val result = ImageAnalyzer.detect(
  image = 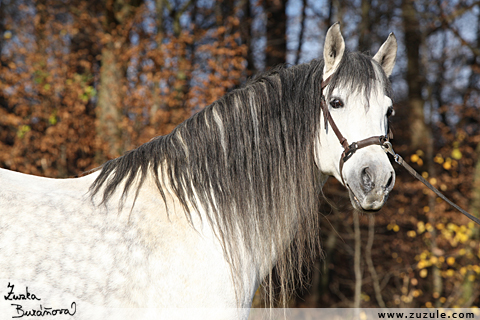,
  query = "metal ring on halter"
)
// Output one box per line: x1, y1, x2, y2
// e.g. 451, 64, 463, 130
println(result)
382, 141, 394, 155
382, 141, 401, 163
